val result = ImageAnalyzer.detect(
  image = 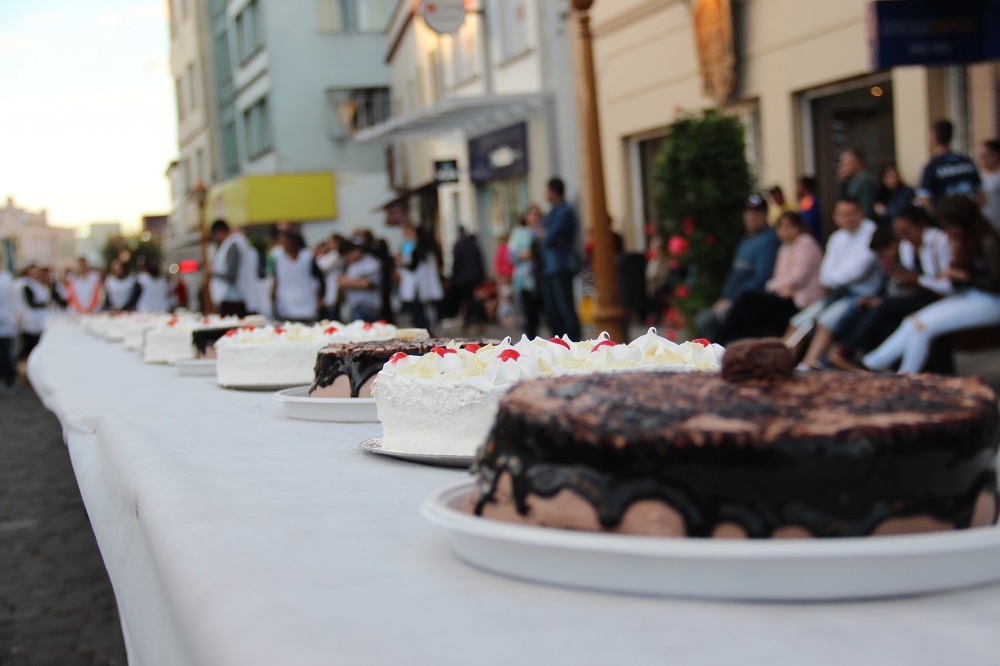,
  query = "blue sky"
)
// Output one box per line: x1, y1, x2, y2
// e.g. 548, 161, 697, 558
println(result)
0, 0, 176, 232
